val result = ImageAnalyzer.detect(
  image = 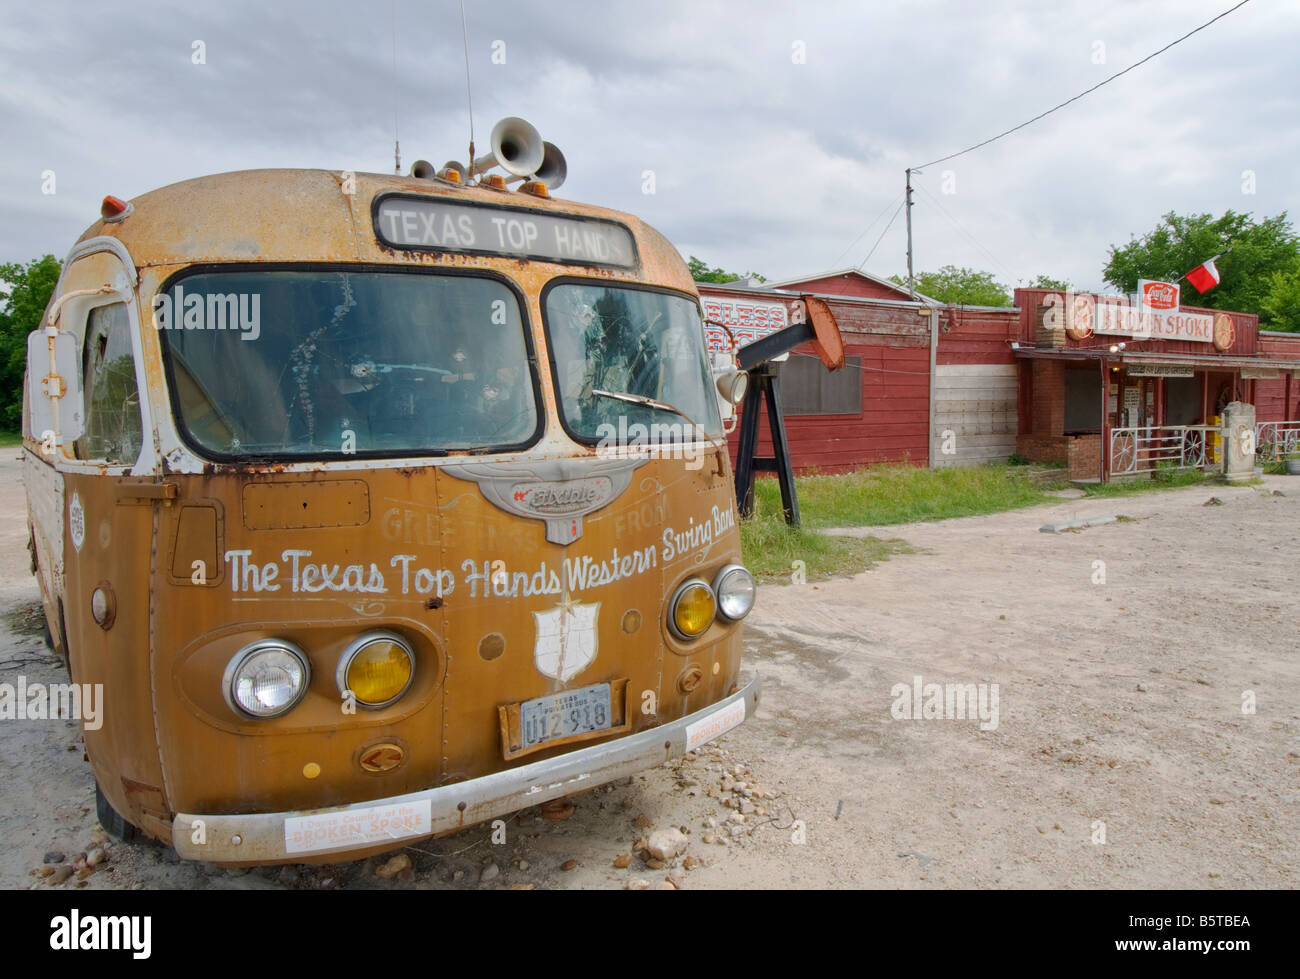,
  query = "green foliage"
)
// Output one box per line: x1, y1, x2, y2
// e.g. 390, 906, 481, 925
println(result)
888, 266, 1011, 306
1260, 259, 1300, 333
0, 255, 62, 433
1028, 273, 1071, 291
686, 255, 766, 284
1102, 210, 1300, 320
